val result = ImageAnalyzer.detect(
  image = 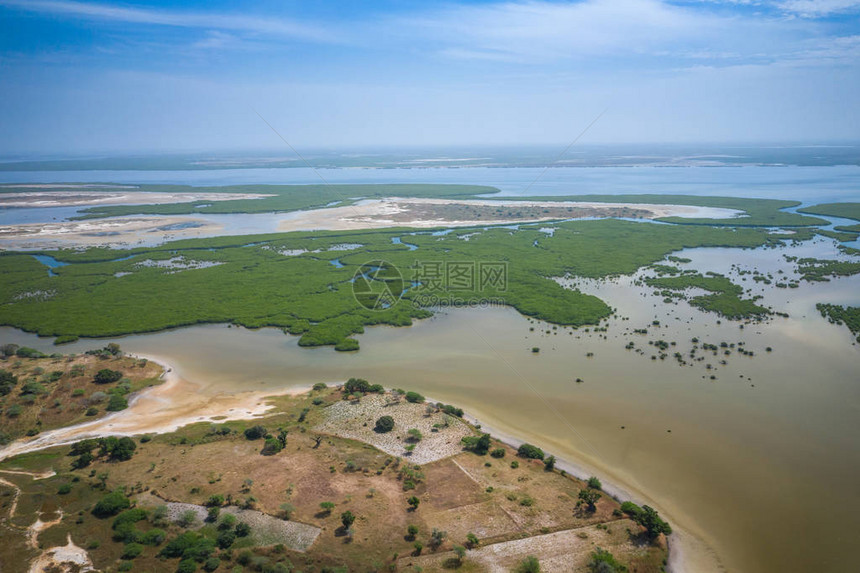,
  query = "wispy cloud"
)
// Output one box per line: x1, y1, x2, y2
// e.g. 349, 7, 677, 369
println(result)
0, 0, 334, 42
778, 0, 860, 17
393, 0, 775, 63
